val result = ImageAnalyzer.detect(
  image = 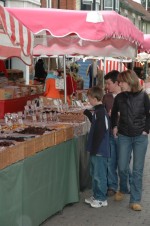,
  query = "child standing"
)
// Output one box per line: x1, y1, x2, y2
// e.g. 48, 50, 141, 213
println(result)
84, 86, 110, 208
